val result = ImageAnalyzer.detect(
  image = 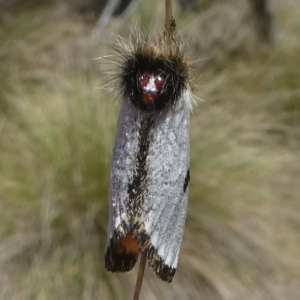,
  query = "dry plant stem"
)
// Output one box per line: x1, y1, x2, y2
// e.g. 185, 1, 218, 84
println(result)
165, 0, 173, 35
133, 253, 147, 300
165, 0, 176, 44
